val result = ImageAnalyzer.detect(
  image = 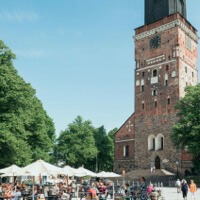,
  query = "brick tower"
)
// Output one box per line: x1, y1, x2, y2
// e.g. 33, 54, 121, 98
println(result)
114, 0, 198, 175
